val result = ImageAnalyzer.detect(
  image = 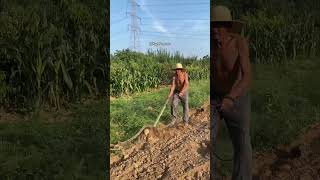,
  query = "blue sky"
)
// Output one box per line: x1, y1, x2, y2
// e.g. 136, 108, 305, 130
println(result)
110, 0, 210, 58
